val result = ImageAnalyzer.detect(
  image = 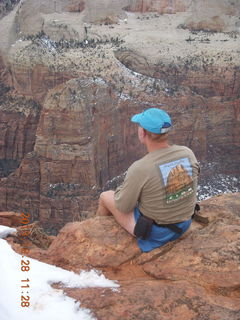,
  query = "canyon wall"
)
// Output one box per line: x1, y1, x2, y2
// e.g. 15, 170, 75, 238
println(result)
126, 0, 240, 32
0, 92, 41, 178
125, 0, 192, 14
16, 0, 86, 36
0, 0, 239, 232
184, 0, 240, 32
